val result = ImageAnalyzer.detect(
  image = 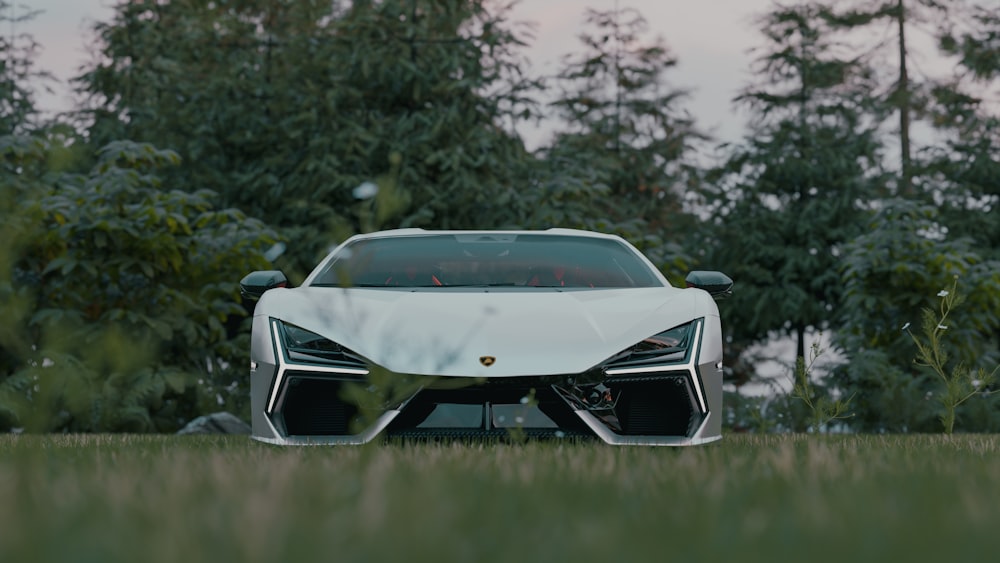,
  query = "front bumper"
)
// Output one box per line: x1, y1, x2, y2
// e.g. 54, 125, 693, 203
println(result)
249, 316, 723, 446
